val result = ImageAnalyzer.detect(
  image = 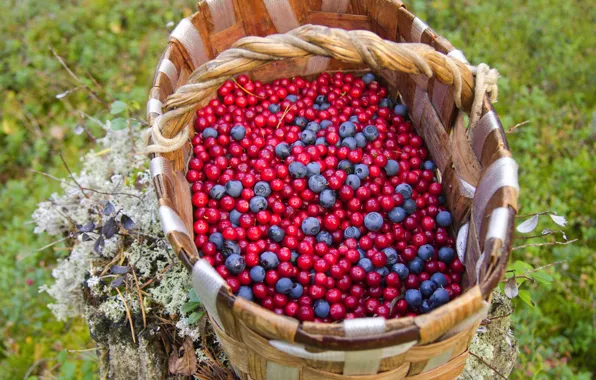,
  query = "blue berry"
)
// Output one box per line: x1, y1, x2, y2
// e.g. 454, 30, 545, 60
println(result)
341, 137, 357, 150
301, 217, 321, 236
225, 254, 245, 275
382, 248, 398, 265
249, 266, 266, 282
376, 266, 389, 278
364, 212, 384, 232
358, 258, 374, 272
209, 184, 226, 200
289, 162, 307, 178
339, 121, 356, 138
222, 240, 240, 257
308, 174, 327, 193
392, 263, 409, 280
395, 183, 413, 199
384, 160, 399, 176
306, 162, 321, 177
403, 199, 417, 215
430, 273, 447, 287
230, 125, 246, 140
362, 73, 376, 84
316, 231, 333, 246
349, 115, 359, 123
394, 104, 408, 117
320, 120, 333, 128
405, 289, 422, 308
423, 160, 436, 171
418, 244, 435, 261
354, 164, 370, 180
345, 174, 361, 190
209, 232, 223, 250
285, 95, 297, 103
363, 125, 379, 141
268, 103, 280, 113
436, 211, 453, 227
306, 121, 321, 133
430, 288, 450, 307
388, 207, 407, 223
420, 280, 438, 298
267, 225, 285, 243
357, 248, 366, 259
291, 140, 305, 149
275, 277, 293, 294
237, 286, 254, 301
315, 95, 327, 105
408, 257, 424, 274
354, 133, 367, 148
338, 160, 354, 174
319, 189, 337, 208
225, 180, 243, 198
320, 102, 330, 110
290, 250, 299, 264
294, 116, 308, 129
260, 251, 279, 269
420, 299, 433, 313
254, 181, 271, 197
249, 196, 268, 213
315, 137, 328, 146
275, 143, 290, 159
379, 98, 393, 109
314, 300, 330, 318
344, 226, 361, 239
438, 195, 446, 205
301, 130, 316, 145
289, 283, 303, 299
438, 247, 455, 264
202, 127, 218, 138
229, 209, 242, 226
